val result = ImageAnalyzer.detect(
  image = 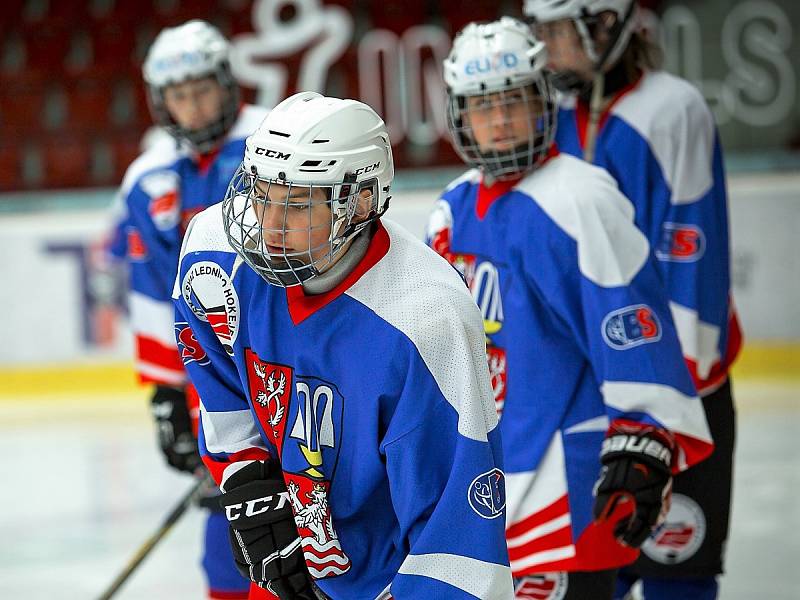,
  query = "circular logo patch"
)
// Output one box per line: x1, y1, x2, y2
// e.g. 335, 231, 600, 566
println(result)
514, 572, 568, 600
467, 468, 506, 519
181, 261, 240, 355
642, 493, 706, 564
